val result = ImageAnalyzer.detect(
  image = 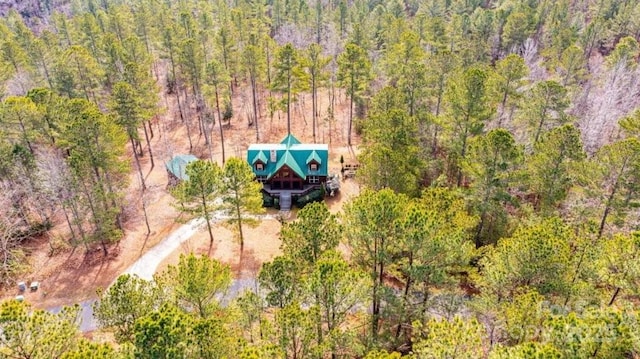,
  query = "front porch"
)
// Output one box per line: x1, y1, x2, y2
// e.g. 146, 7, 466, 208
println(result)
262, 183, 321, 197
